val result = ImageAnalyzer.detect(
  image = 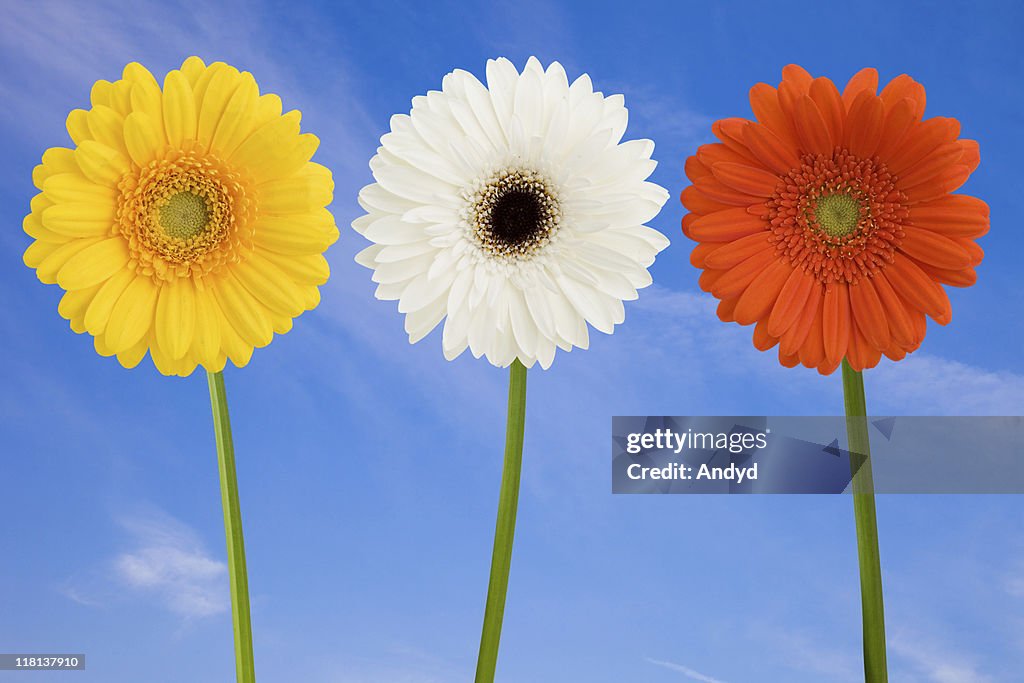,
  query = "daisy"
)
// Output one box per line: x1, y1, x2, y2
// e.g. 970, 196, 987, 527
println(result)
681, 64, 987, 374
24, 57, 337, 376
353, 56, 669, 369
353, 57, 670, 682
23, 57, 337, 683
